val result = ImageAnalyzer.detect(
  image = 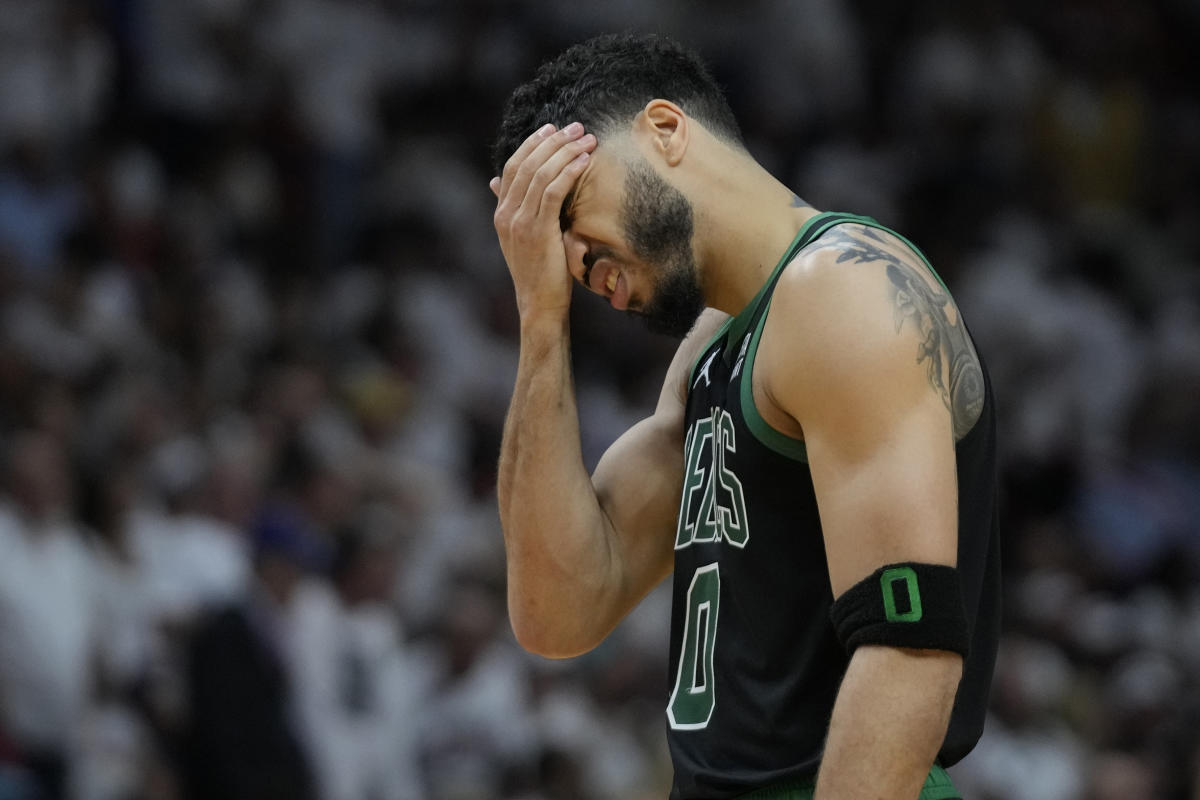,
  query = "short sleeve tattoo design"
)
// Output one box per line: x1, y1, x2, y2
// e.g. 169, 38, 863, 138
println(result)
818, 225, 985, 440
